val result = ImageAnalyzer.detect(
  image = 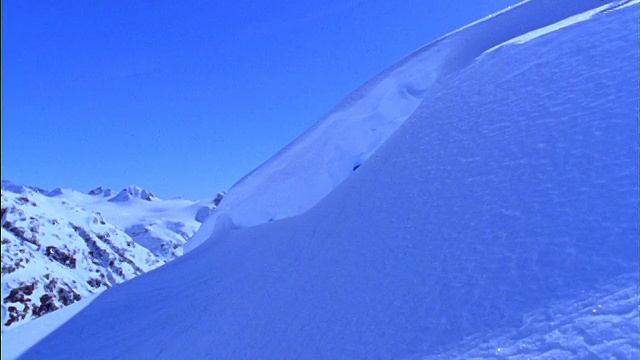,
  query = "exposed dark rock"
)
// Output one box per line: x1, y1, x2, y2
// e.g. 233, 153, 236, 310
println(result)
194, 193, 225, 223
9, 259, 23, 271
5, 303, 30, 327
213, 192, 225, 206
140, 190, 155, 201
87, 278, 102, 288
45, 246, 77, 269
109, 186, 155, 202
115, 267, 124, 277
71, 223, 111, 265
2, 221, 40, 247
57, 287, 81, 306
88, 187, 113, 197
72, 222, 145, 276
44, 279, 58, 292
32, 294, 58, 317
2, 264, 17, 274
3, 282, 38, 325
3, 283, 35, 303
